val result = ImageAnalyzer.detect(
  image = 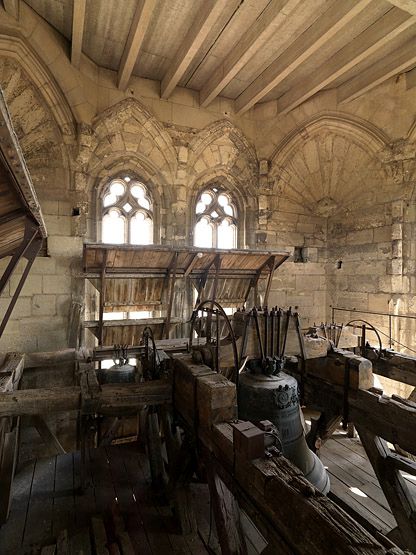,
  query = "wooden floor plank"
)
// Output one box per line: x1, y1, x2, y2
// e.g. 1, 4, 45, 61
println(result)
53, 452, 76, 537
105, 445, 153, 555
122, 443, 175, 554
23, 456, 57, 549
0, 459, 36, 555
322, 438, 399, 535
136, 447, 192, 554
73, 450, 97, 530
